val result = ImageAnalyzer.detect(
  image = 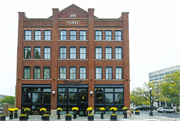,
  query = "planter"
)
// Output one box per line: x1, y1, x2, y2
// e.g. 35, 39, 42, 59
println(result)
0, 116, 6, 121
14, 111, 18, 118
42, 116, 49, 121
65, 116, 72, 121
25, 111, 29, 119
41, 111, 45, 119
110, 116, 117, 121
135, 112, 140, 115
73, 110, 77, 119
100, 111, 104, 119
88, 116, 94, 121
20, 116, 27, 121
57, 110, 61, 119
9, 111, 13, 119
123, 110, 127, 118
